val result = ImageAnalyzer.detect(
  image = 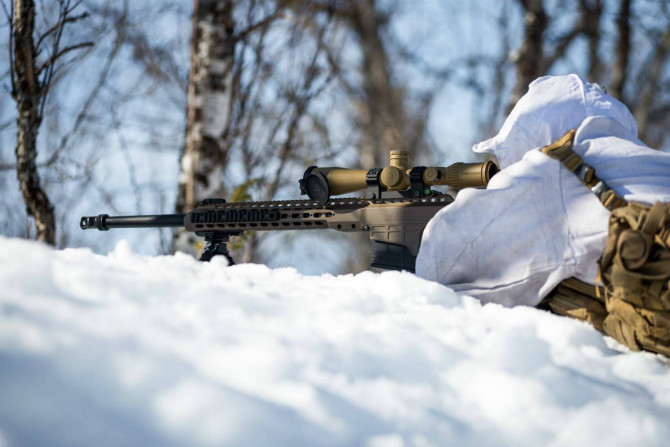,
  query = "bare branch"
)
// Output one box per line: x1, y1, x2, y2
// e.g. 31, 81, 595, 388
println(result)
322, 39, 358, 97
35, 11, 89, 51
634, 26, 670, 142
232, 5, 272, 181
2, 5, 123, 174
36, 41, 93, 74
383, 27, 453, 80
234, 10, 282, 41
41, 14, 126, 168
2, 0, 15, 94
63, 0, 85, 18
541, 25, 581, 73
0, 0, 10, 22
264, 22, 328, 200
110, 105, 143, 214
38, 0, 71, 121
483, 1, 512, 138
0, 118, 13, 132
46, 40, 94, 81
